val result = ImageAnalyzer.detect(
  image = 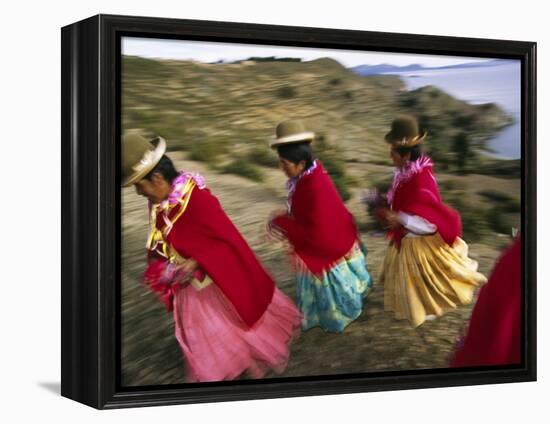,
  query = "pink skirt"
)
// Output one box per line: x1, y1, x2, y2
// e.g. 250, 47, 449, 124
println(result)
172, 282, 301, 382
